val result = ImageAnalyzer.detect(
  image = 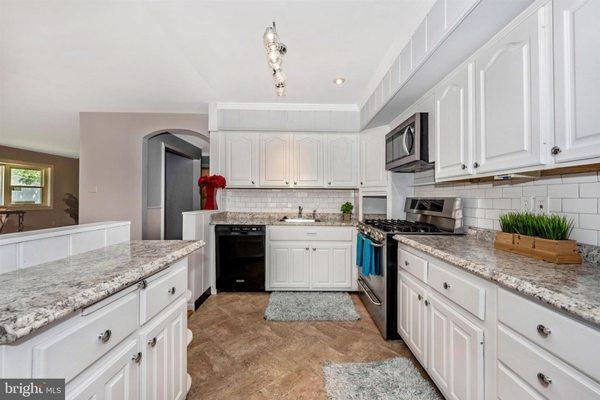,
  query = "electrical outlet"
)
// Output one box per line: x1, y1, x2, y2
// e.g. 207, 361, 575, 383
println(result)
535, 197, 548, 214
521, 196, 534, 211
